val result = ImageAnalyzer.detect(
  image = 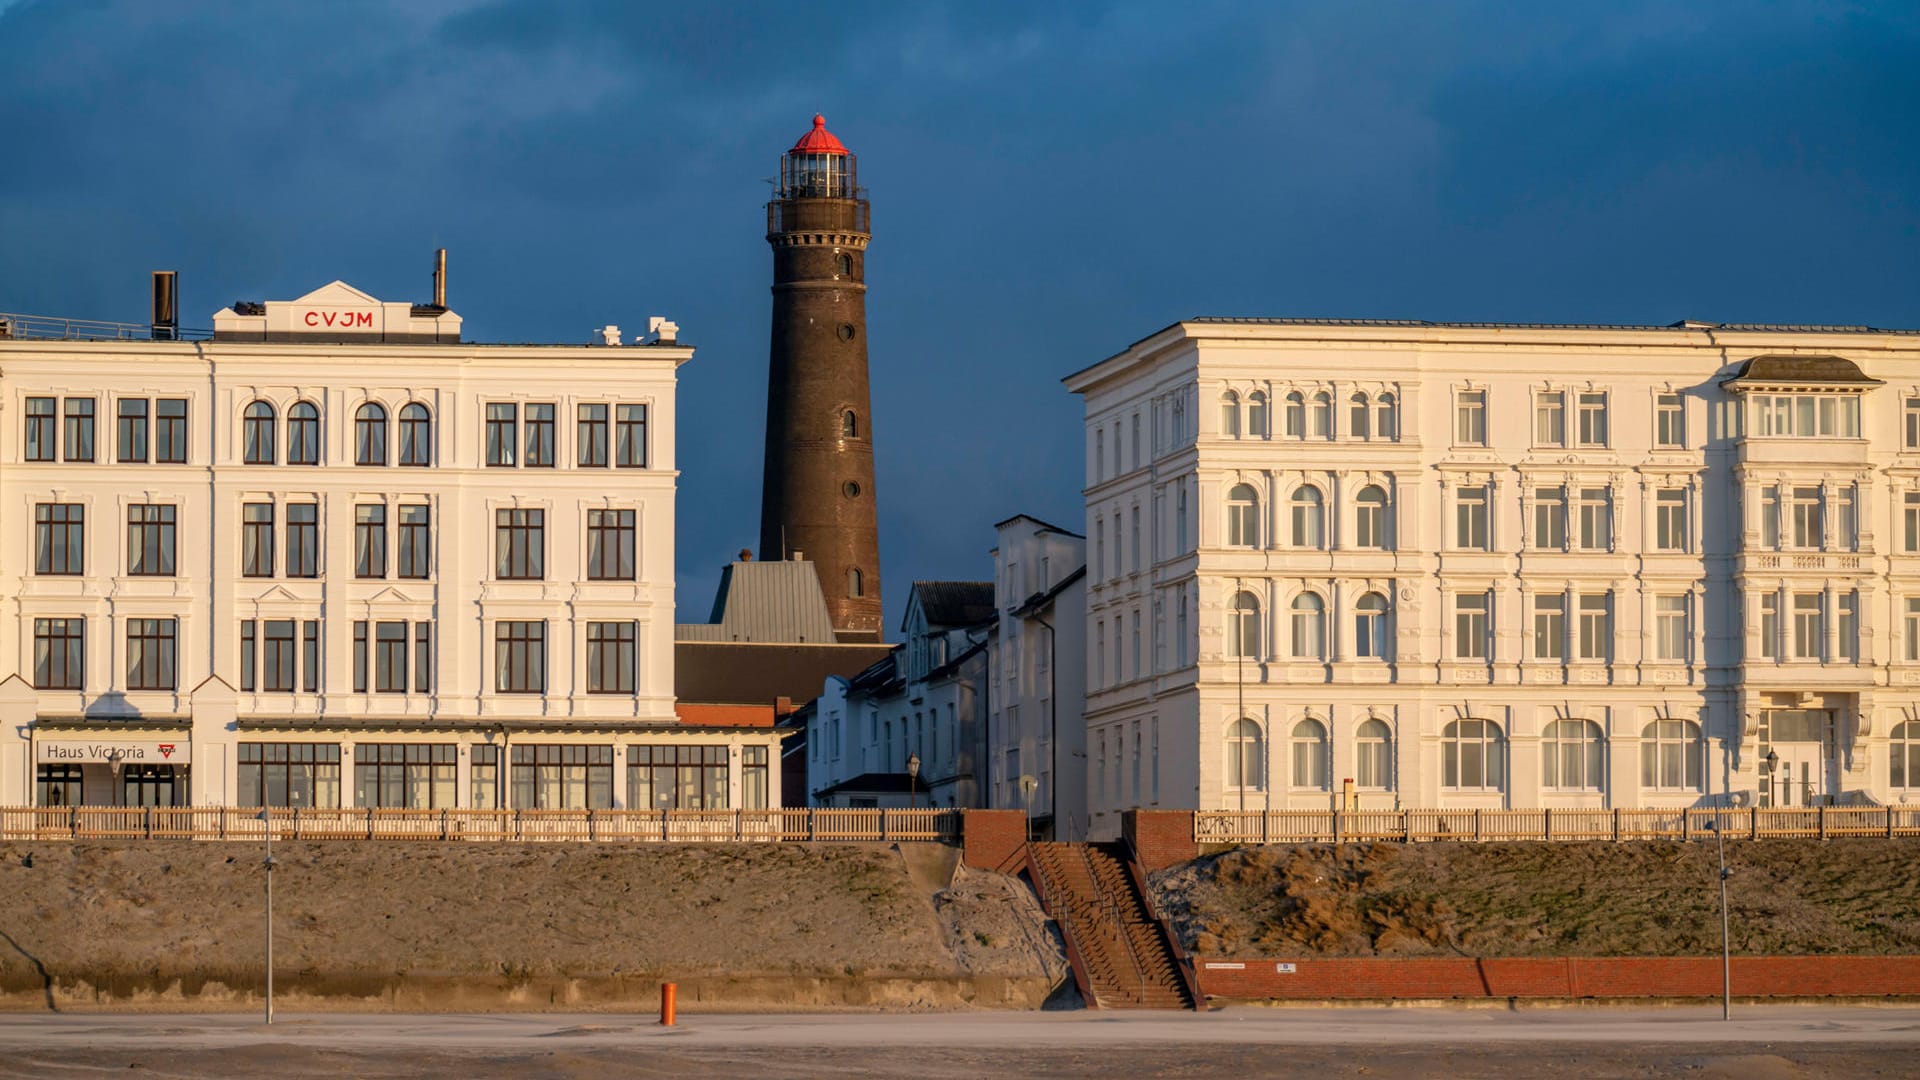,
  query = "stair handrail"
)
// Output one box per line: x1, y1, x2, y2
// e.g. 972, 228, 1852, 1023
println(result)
1081, 844, 1150, 1005
1026, 842, 1103, 1005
